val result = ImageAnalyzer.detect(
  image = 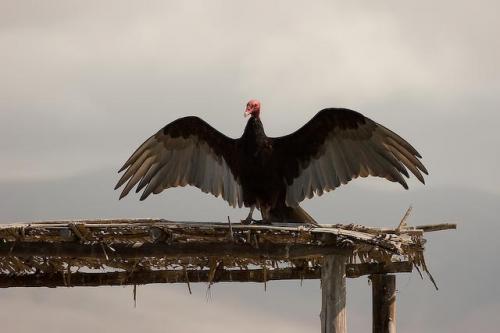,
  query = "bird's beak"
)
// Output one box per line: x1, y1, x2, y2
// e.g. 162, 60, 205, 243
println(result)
244, 109, 251, 117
